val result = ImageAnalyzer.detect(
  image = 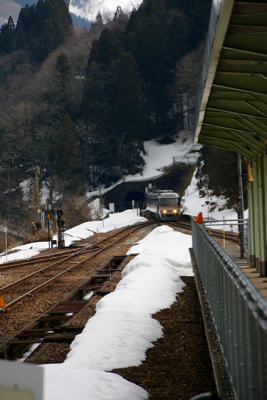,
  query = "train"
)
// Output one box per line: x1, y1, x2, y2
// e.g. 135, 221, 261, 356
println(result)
145, 186, 181, 221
